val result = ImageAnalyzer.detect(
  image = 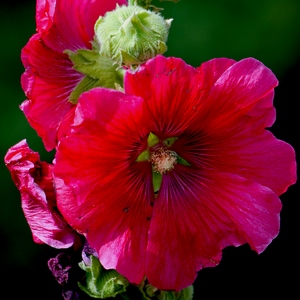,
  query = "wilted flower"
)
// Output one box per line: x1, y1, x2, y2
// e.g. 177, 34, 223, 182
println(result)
48, 252, 73, 285
53, 55, 296, 291
21, 0, 127, 151
4, 139, 77, 248
48, 249, 88, 300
